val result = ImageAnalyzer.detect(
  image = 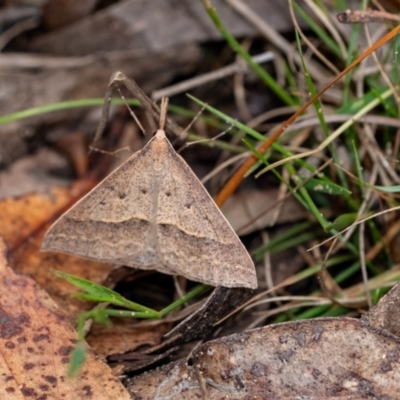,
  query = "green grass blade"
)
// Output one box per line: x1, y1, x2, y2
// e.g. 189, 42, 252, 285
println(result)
303, 178, 352, 196
53, 270, 158, 315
